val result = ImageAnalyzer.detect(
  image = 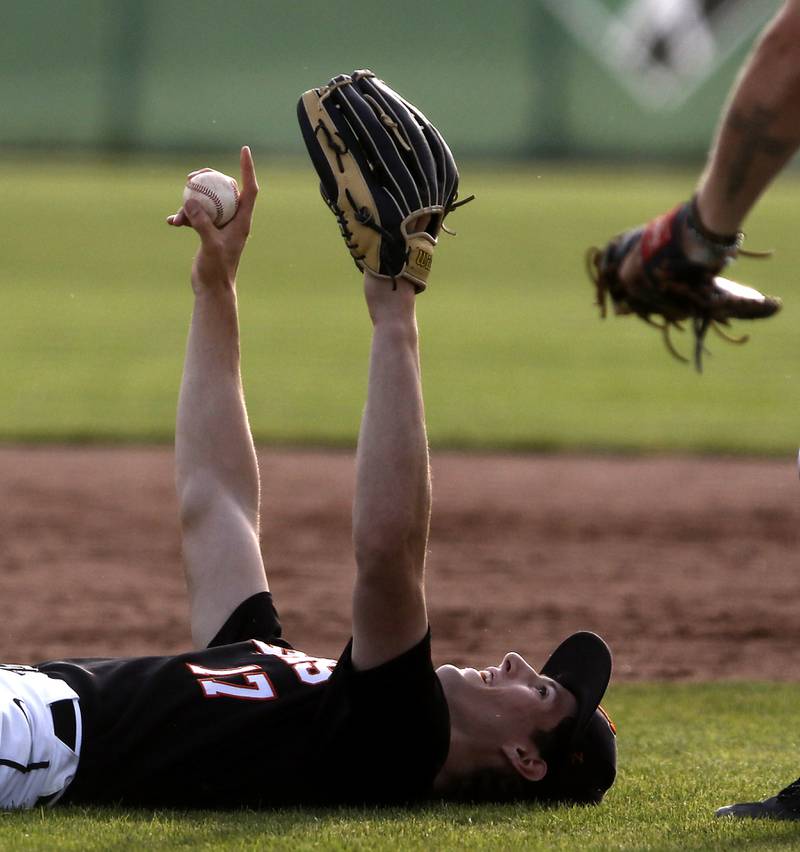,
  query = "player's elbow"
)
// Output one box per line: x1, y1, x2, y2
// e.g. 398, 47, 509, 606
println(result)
352, 559, 426, 613
178, 471, 258, 535
353, 533, 426, 586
